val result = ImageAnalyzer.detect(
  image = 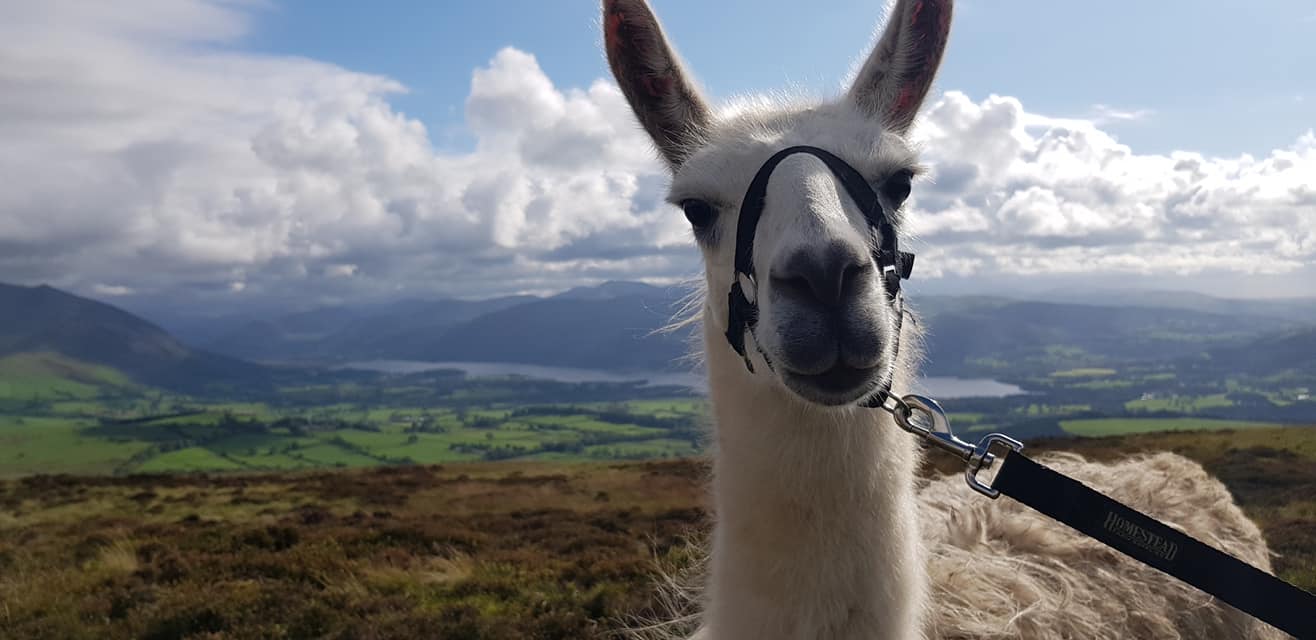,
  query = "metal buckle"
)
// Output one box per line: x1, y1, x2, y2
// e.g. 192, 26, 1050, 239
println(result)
965, 433, 1023, 499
